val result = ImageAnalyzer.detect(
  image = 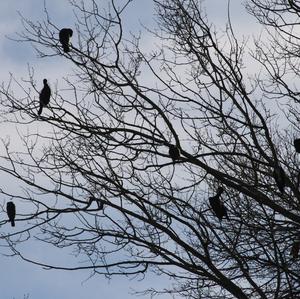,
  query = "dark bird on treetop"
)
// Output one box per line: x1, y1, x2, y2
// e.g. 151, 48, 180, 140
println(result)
209, 187, 229, 221
169, 144, 180, 162
291, 240, 300, 259
294, 138, 300, 153
273, 165, 286, 193
59, 28, 73, 53
38, 79, 51, 116
6, 201, 16, 227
